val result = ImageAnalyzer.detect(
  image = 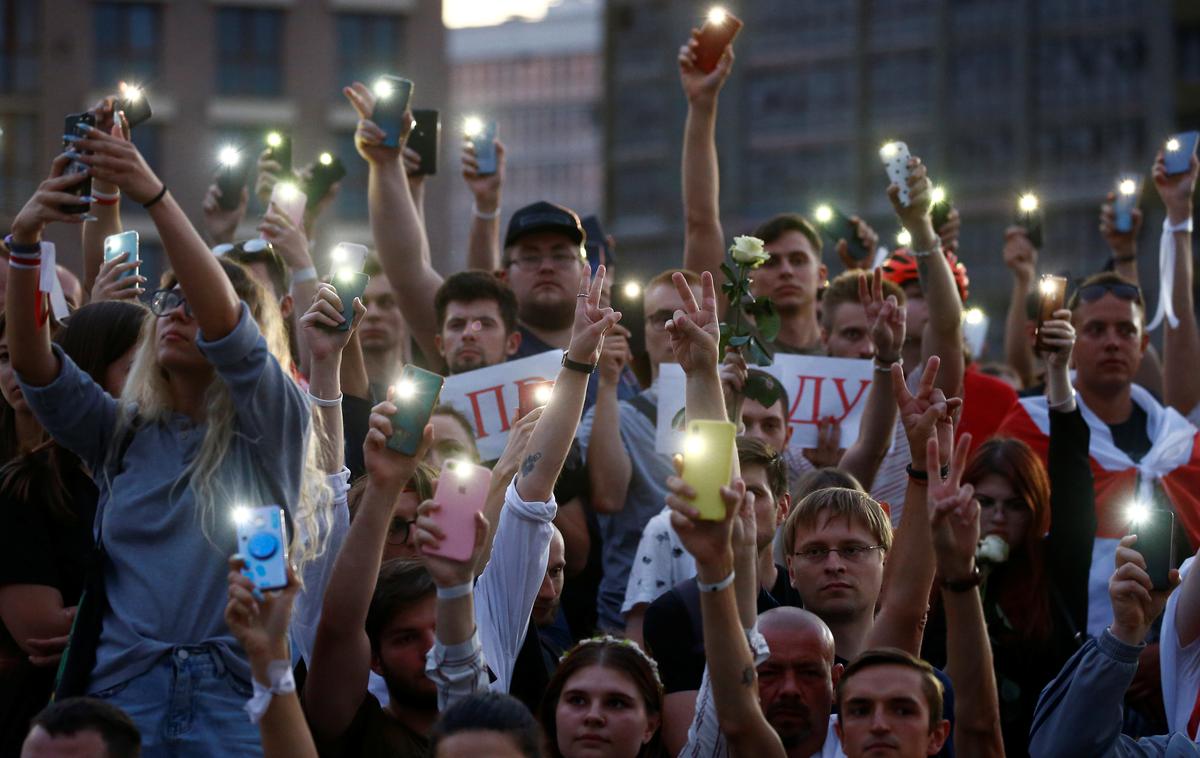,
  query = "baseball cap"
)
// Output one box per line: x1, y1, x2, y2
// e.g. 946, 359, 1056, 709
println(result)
504, 201, 586, 249
582, 215, 616, 273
